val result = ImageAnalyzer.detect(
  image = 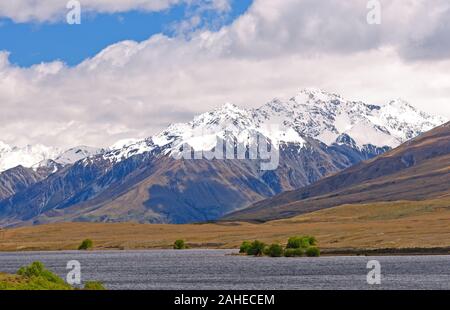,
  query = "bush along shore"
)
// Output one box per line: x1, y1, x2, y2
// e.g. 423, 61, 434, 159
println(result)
239, 236, 320, 257
0, 261, 105, 290
78, 239, 94, 250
